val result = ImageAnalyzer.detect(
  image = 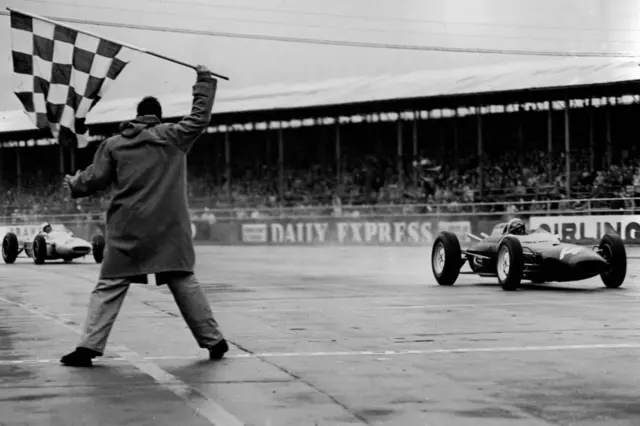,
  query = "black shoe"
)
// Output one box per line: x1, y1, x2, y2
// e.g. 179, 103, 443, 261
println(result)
208, 339, 229, 360
60, 347, 102, 367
